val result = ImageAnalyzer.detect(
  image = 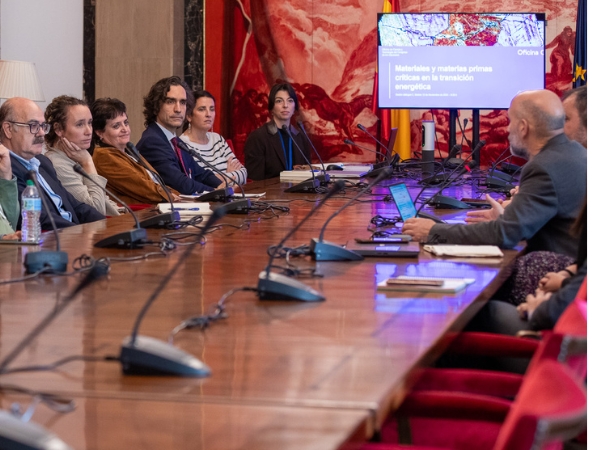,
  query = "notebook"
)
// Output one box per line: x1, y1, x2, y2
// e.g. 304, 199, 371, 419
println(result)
345, 241, 421, 258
